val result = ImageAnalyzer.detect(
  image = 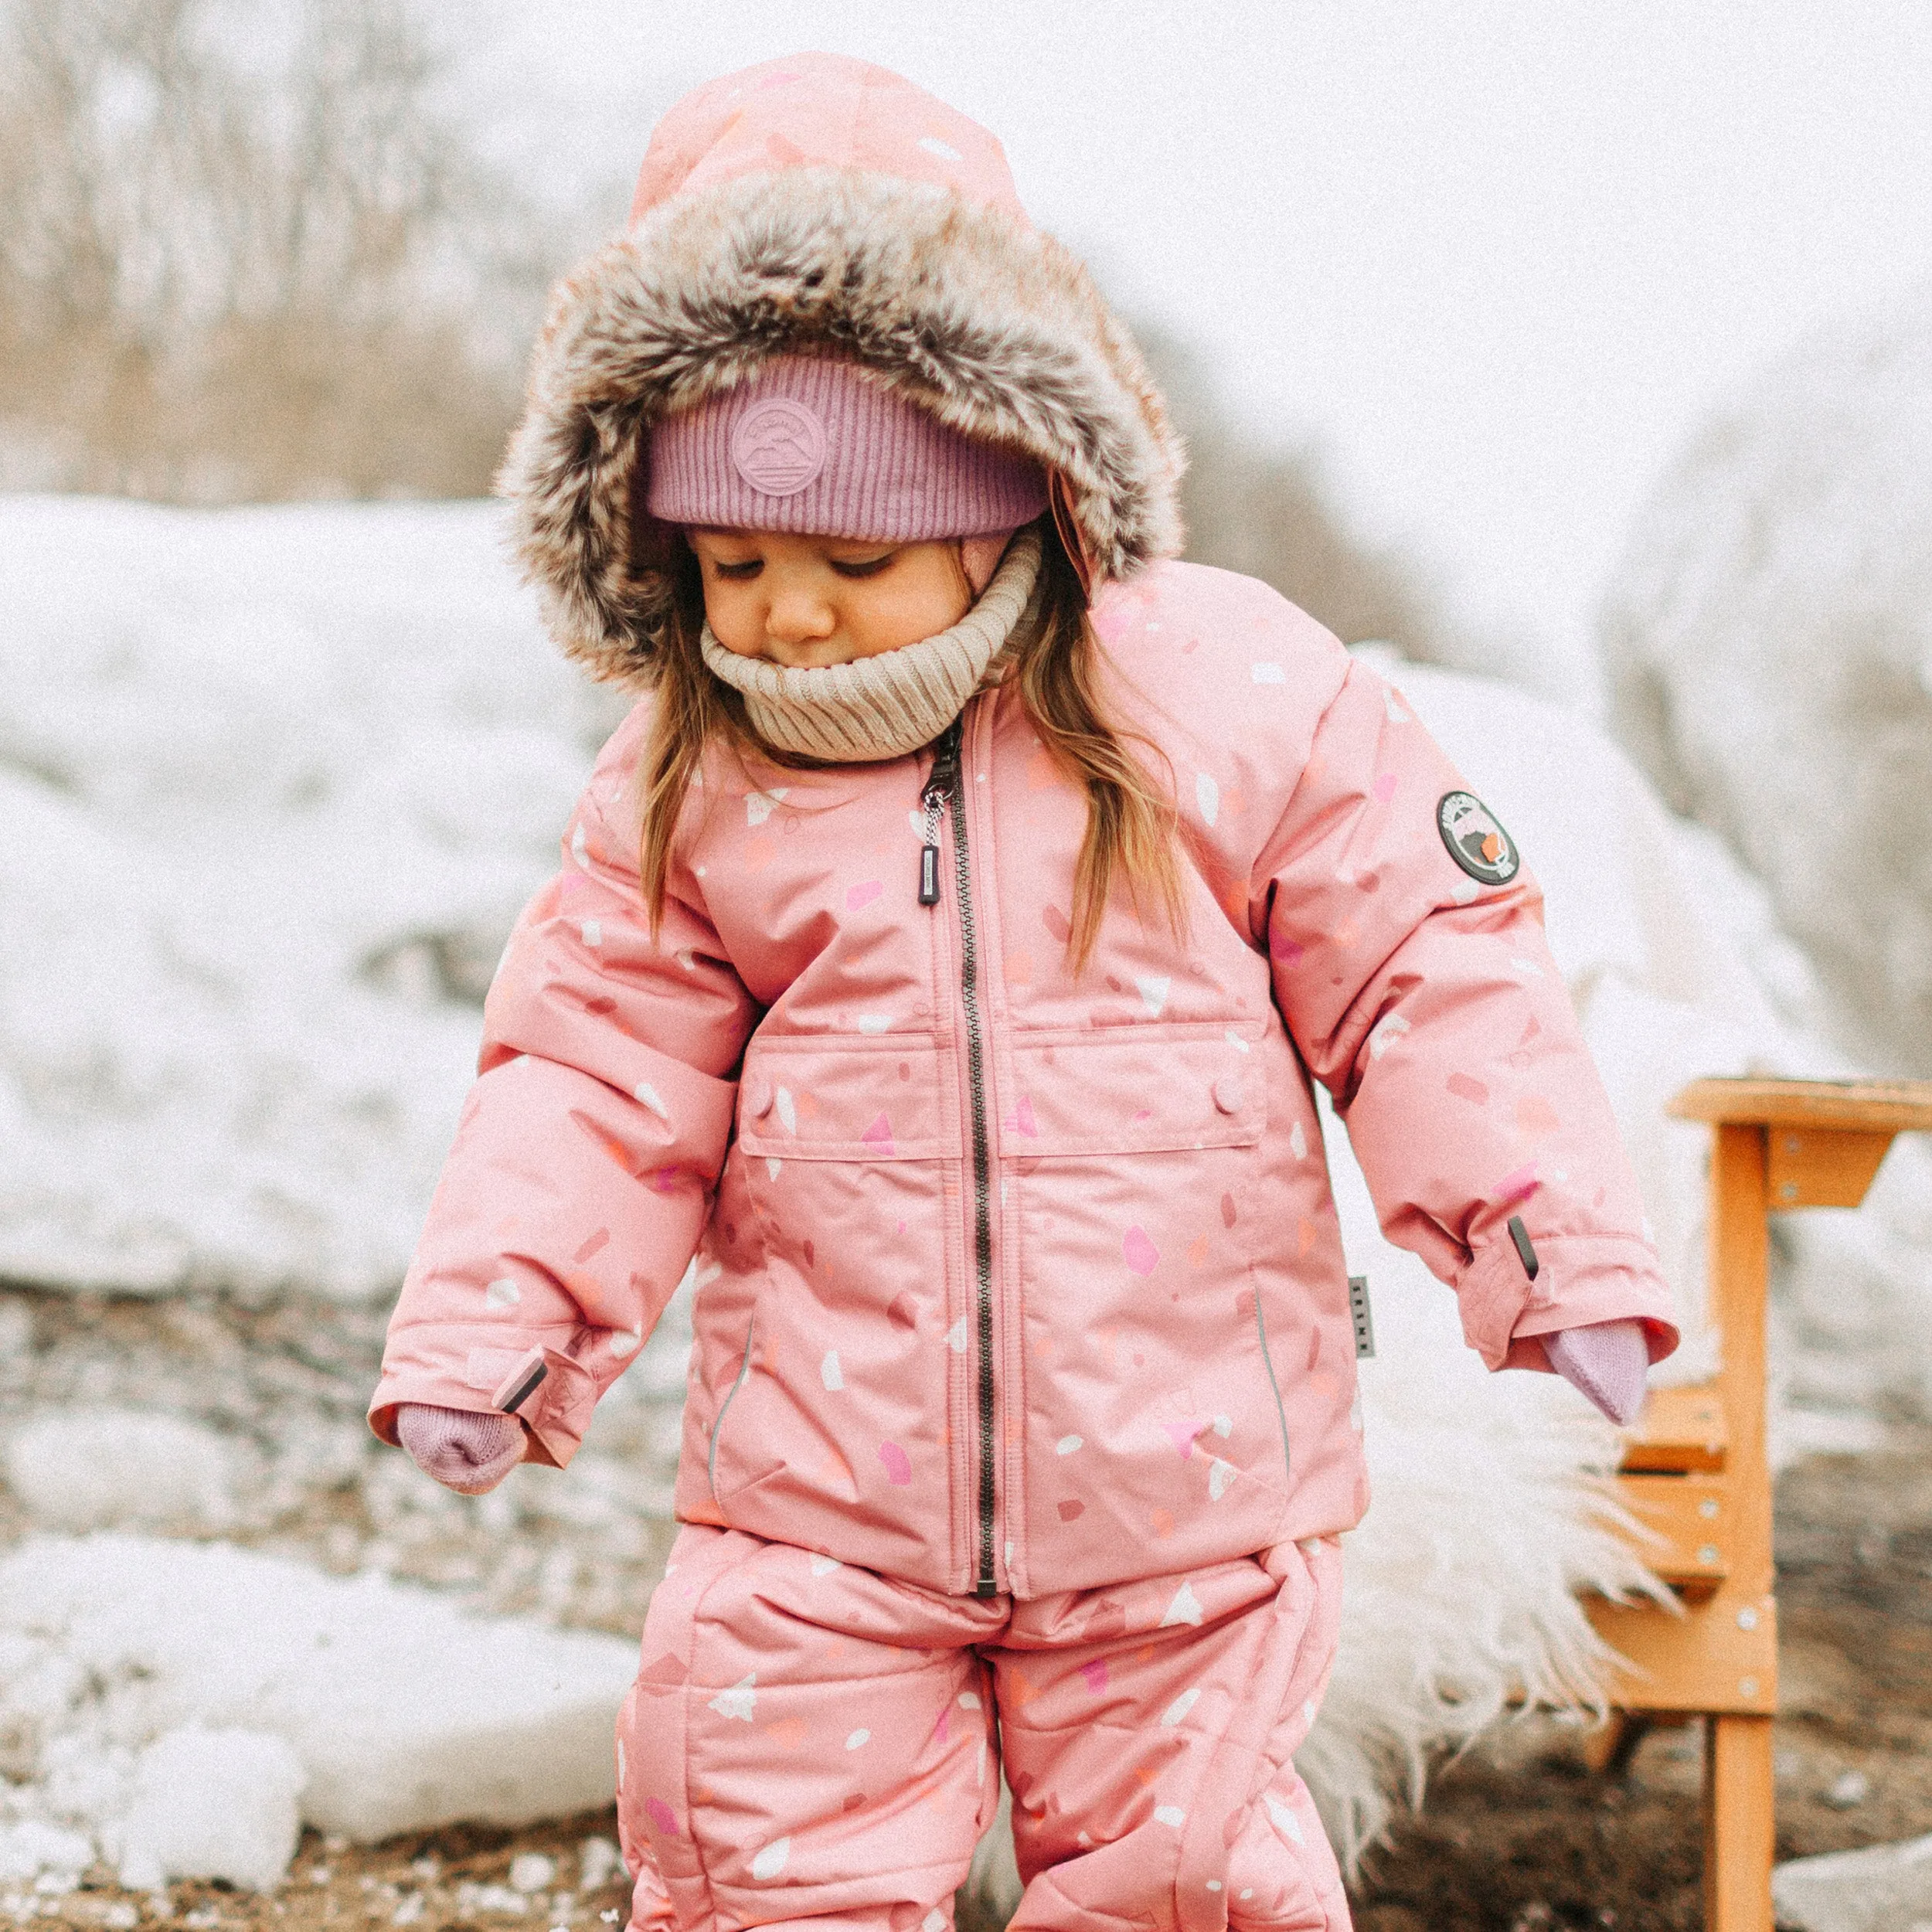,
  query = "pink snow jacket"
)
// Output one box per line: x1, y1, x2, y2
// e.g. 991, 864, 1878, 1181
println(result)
369, 54, 1678, 1600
